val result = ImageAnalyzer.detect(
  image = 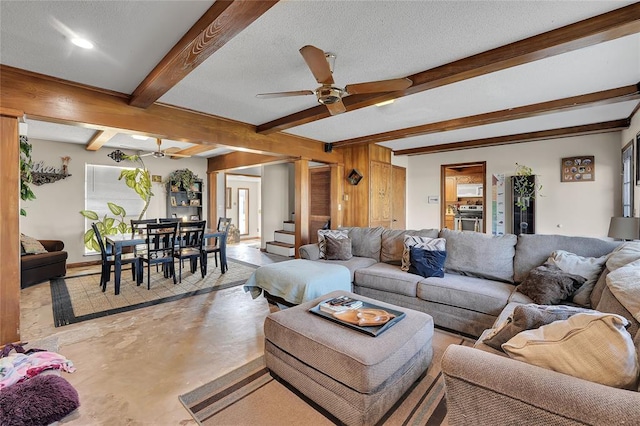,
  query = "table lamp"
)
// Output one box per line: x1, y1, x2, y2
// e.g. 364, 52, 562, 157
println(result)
608, 217, 640, 241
